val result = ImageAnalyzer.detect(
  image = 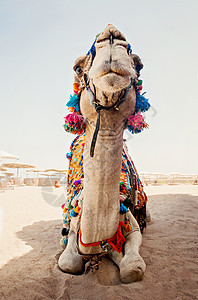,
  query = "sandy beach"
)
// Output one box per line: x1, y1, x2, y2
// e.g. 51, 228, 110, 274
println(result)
0, 185, 197, 300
